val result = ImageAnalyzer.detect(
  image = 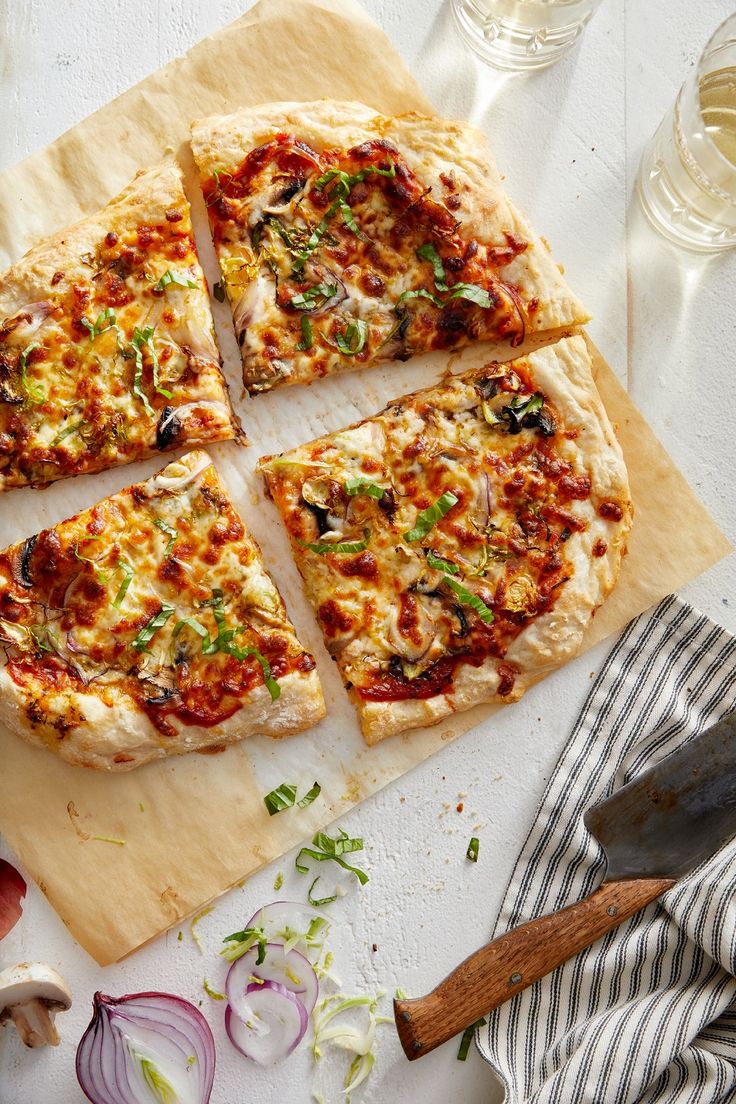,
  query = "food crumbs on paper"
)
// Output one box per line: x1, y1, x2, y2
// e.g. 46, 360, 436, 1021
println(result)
91, 835, 126, 845
273, 871, 284, 891
138, 802, 145, 812
190, 906, 214, 953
